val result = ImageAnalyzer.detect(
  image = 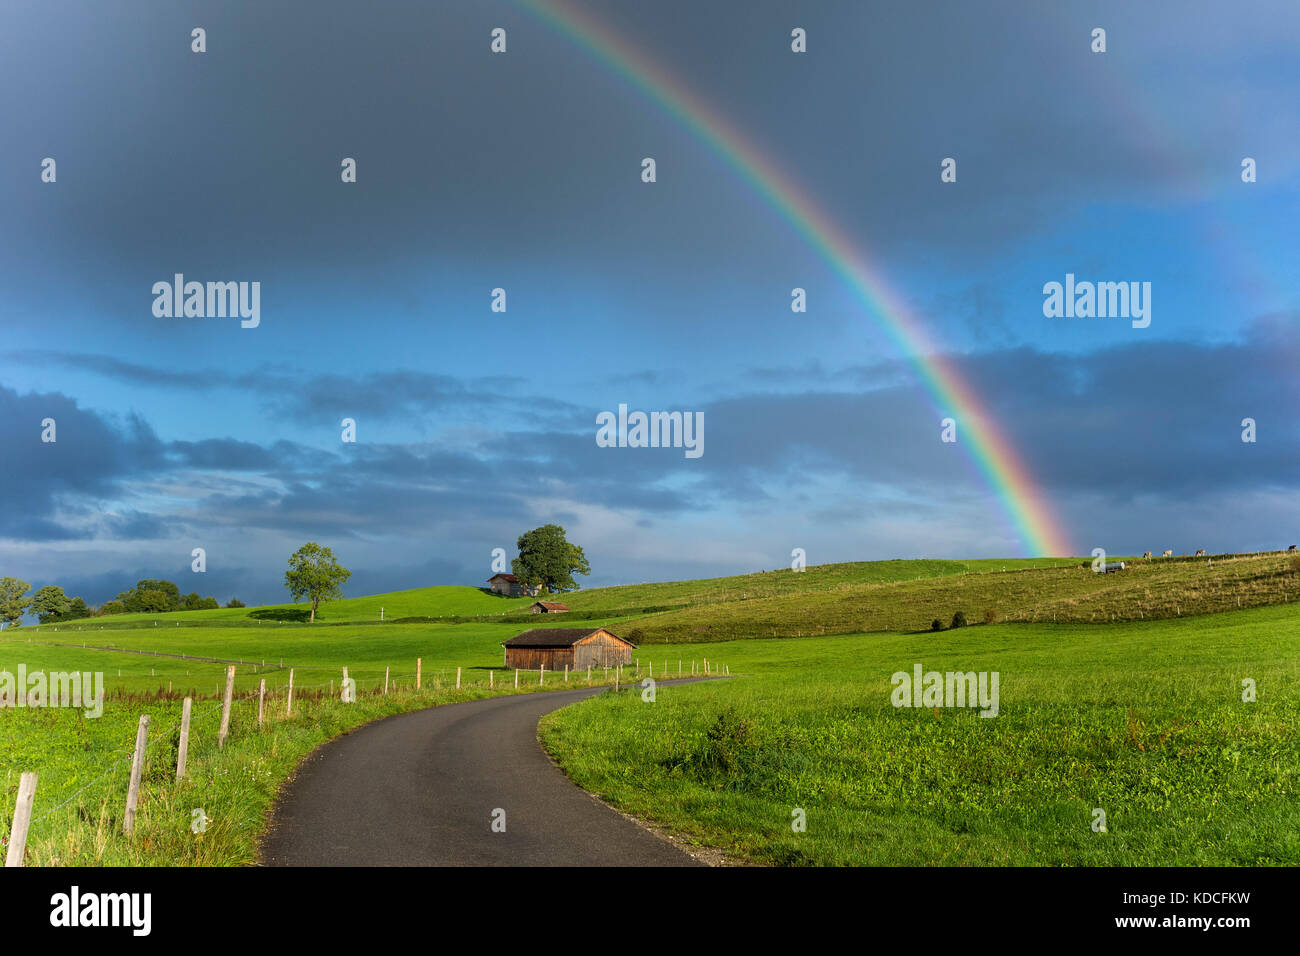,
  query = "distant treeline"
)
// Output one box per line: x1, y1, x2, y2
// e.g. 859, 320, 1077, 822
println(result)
0, 577, 245, 626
